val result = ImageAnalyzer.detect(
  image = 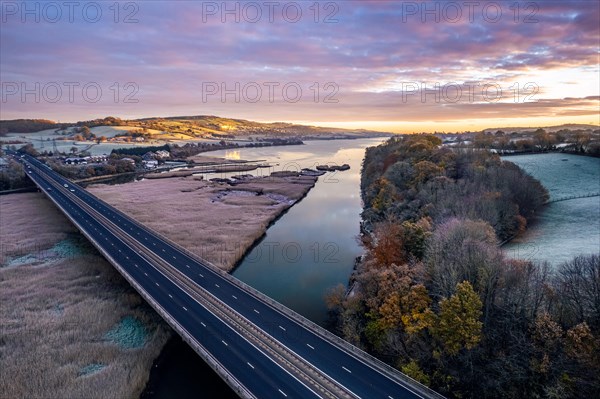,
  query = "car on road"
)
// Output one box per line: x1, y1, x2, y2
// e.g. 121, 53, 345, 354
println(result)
63, 184, 68, 187
70, 189, 75, 192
